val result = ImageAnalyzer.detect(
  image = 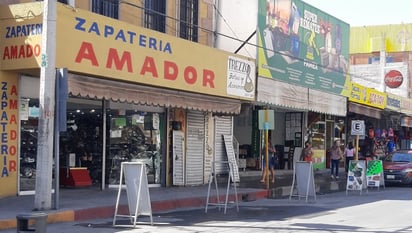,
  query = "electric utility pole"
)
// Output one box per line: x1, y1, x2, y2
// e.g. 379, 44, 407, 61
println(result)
34, 0, 57, 210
